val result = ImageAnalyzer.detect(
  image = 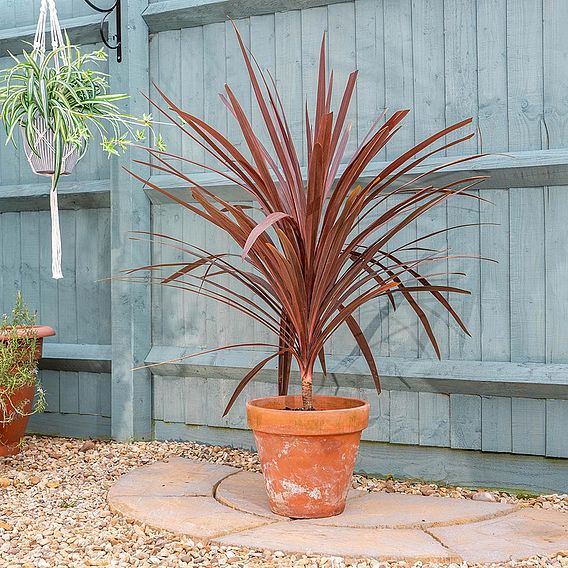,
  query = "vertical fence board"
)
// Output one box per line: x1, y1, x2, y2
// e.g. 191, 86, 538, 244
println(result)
362, 389, 390, 442
506, 0, 543, 152
546, 399, 568, 458
354, 0, 385, 157
41, 370, 60, 414
511, 397, 545, 456
59, 371, 79, 414
275, 10, 304, 162
509, 187, 545, 362
419, 392, 450, 447
477, 0, 508, 152
383, 0, 413, 158
481, 396, 512, 453
480, 189, 510, 361
389, 390, 419, 445
450, 393, 481, 450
